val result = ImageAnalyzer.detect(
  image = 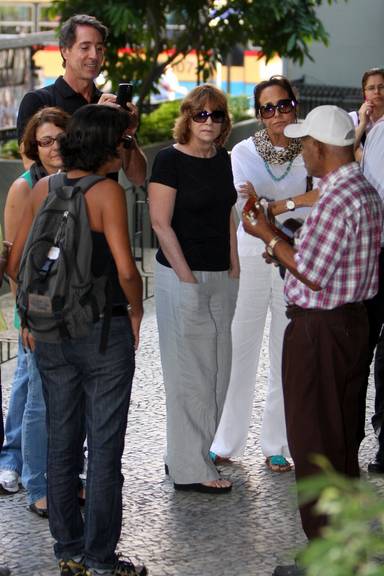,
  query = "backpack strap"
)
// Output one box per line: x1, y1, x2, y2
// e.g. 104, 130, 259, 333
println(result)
73, 174, 106, 195
99, 271, 113, 354
48, 172, 66, 194
48, 173, 106, 199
